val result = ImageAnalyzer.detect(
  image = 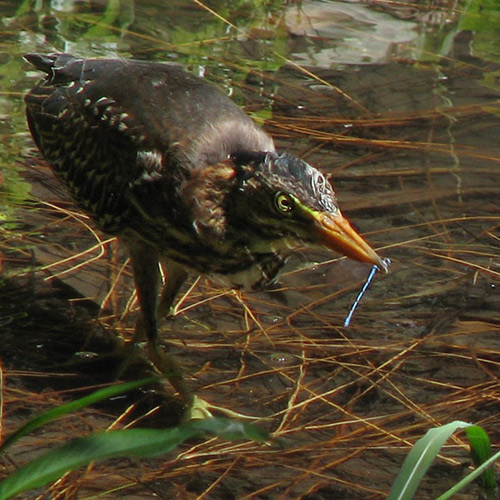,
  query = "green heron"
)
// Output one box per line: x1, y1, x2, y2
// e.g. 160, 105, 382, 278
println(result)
24, 53, 387, 409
